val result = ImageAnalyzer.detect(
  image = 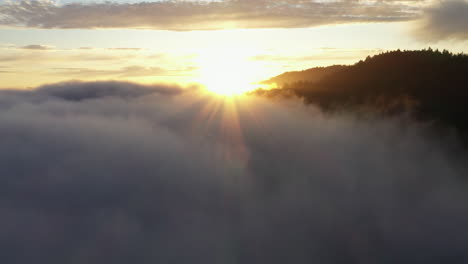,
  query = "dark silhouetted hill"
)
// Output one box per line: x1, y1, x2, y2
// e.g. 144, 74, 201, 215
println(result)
253, 49, 468, 140
262, 65, 346, 87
